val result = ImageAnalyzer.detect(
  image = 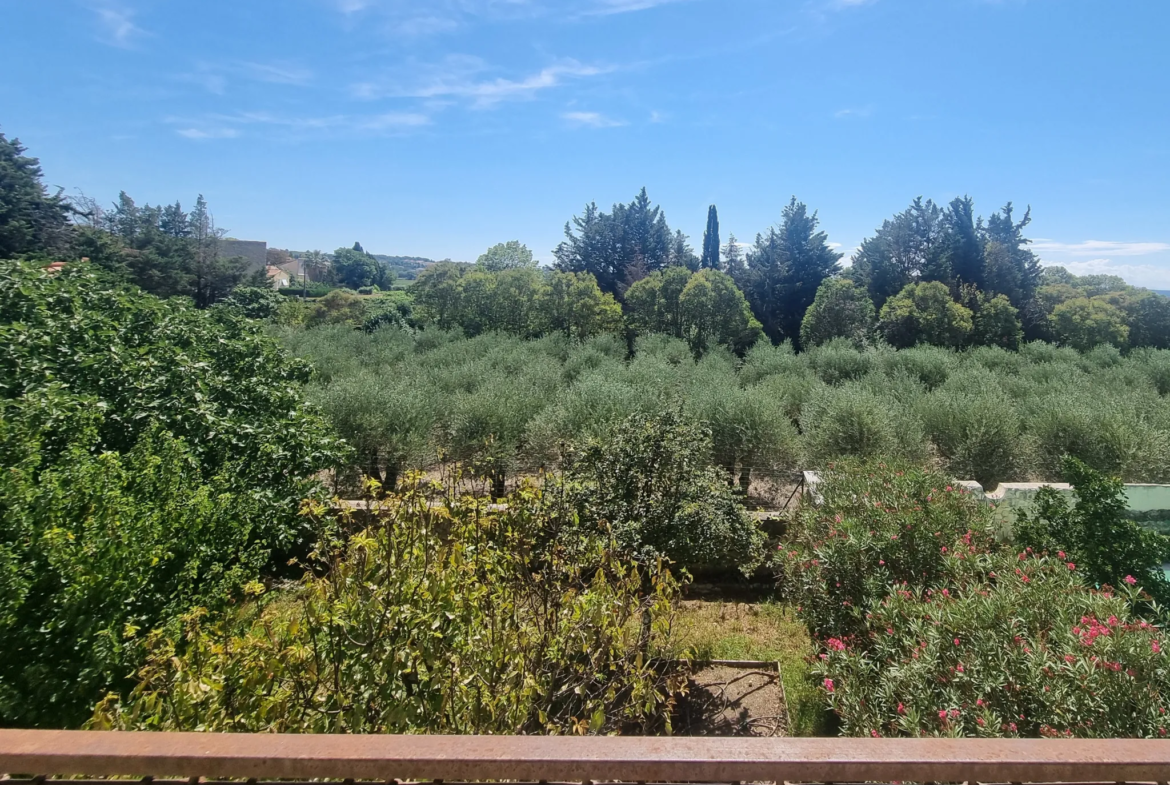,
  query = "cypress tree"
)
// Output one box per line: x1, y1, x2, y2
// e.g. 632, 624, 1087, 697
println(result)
701, 204, 720, 269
